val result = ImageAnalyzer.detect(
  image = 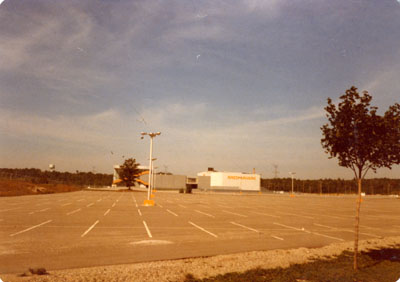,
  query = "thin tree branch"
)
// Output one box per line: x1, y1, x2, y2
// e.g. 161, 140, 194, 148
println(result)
362, 165, 372, 179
